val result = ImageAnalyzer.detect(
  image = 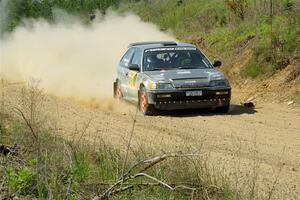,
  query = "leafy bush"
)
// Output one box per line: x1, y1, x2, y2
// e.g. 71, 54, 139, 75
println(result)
5, 161, 37, 195
243, 61, 263, 77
